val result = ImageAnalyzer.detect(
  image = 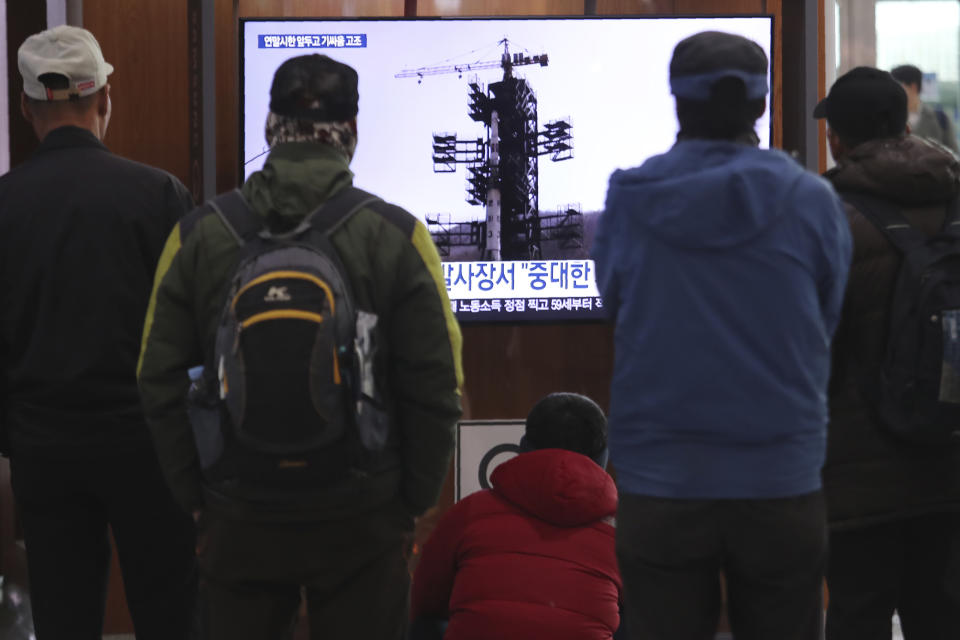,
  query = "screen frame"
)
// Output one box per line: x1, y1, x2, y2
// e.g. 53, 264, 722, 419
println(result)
238, 14, 776, 326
